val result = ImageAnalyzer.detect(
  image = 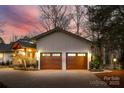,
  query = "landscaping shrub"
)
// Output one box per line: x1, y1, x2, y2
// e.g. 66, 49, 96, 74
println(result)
90, 55, 100, 69
120, 60, 124, 69
0, 62, 1, 65
9, 61, 12, 65
0, 60, 12, 66
1, 62, 5, 66
6, 60, 10, 65
90, 61, 94, 69
118, 52, 124, 69
18, 64, 24, 68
